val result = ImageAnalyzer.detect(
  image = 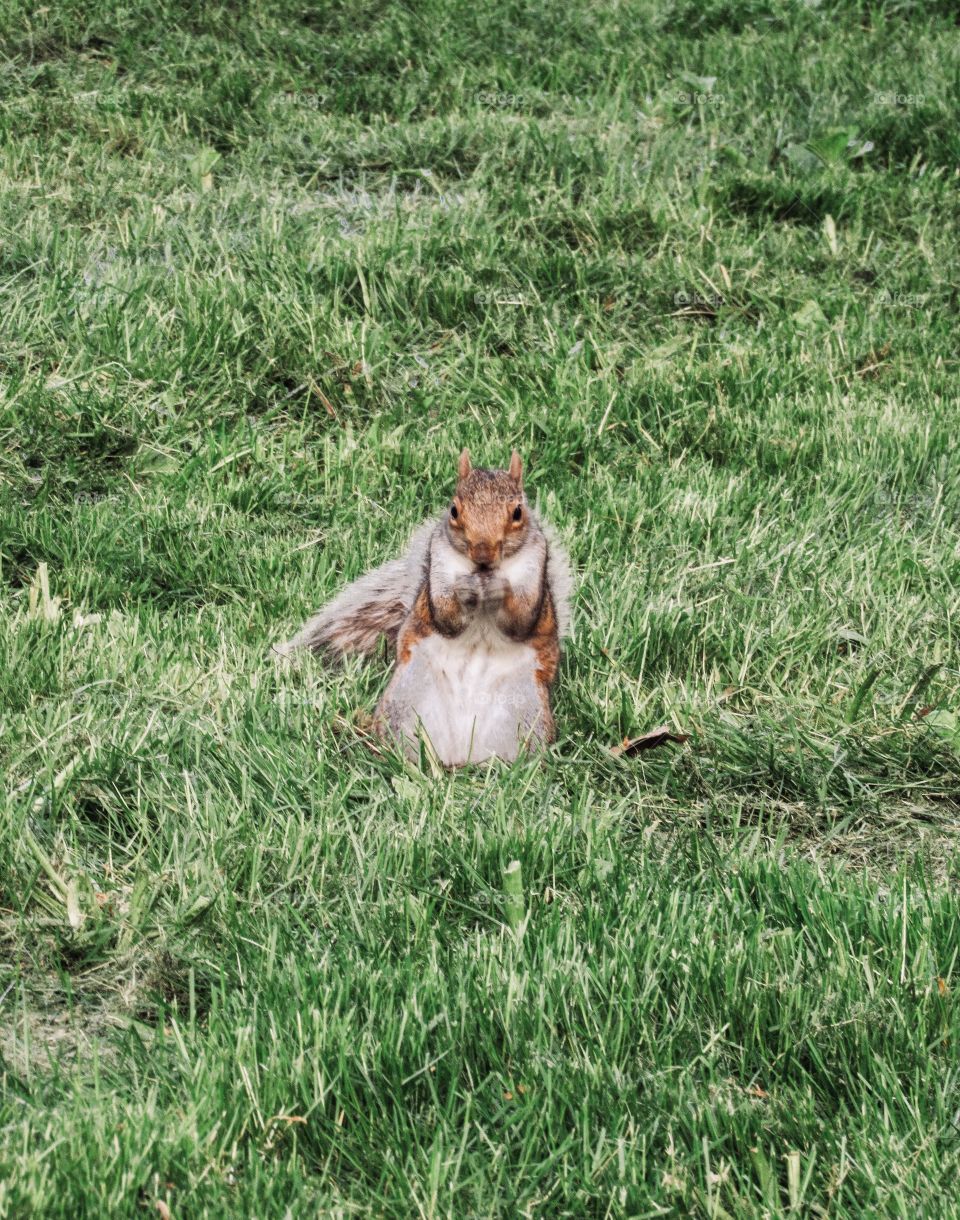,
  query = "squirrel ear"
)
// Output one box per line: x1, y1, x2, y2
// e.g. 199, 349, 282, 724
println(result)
508, 449, 523, 487
458, 448, 472, 481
